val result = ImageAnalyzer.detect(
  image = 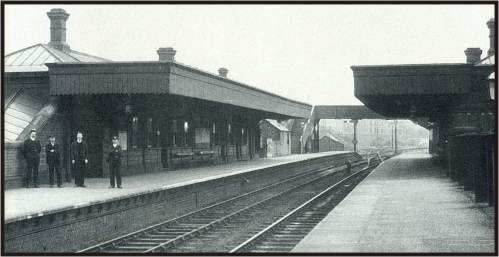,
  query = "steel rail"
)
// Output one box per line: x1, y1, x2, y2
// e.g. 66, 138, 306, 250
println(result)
229, 161, 380, 253
145, 160, 361, 253
79, 158, 365, 253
